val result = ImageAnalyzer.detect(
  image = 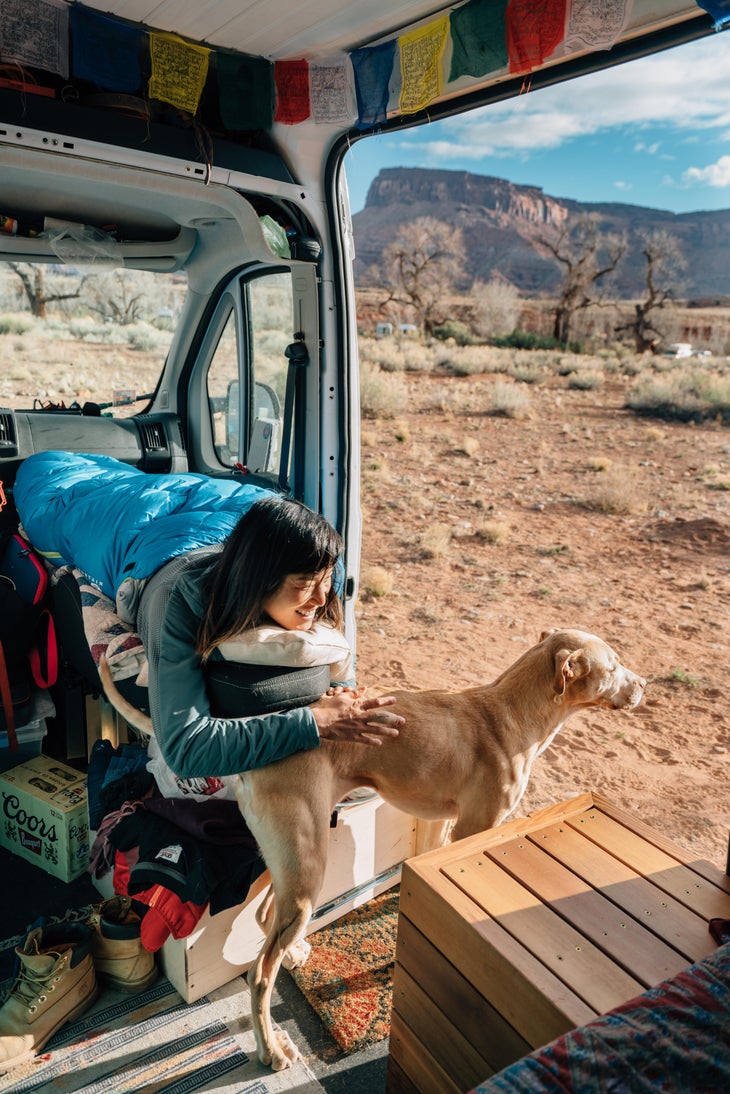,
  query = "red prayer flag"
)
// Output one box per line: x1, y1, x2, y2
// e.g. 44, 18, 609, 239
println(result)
506, 0, 567, 74
274, 59, 310, 124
